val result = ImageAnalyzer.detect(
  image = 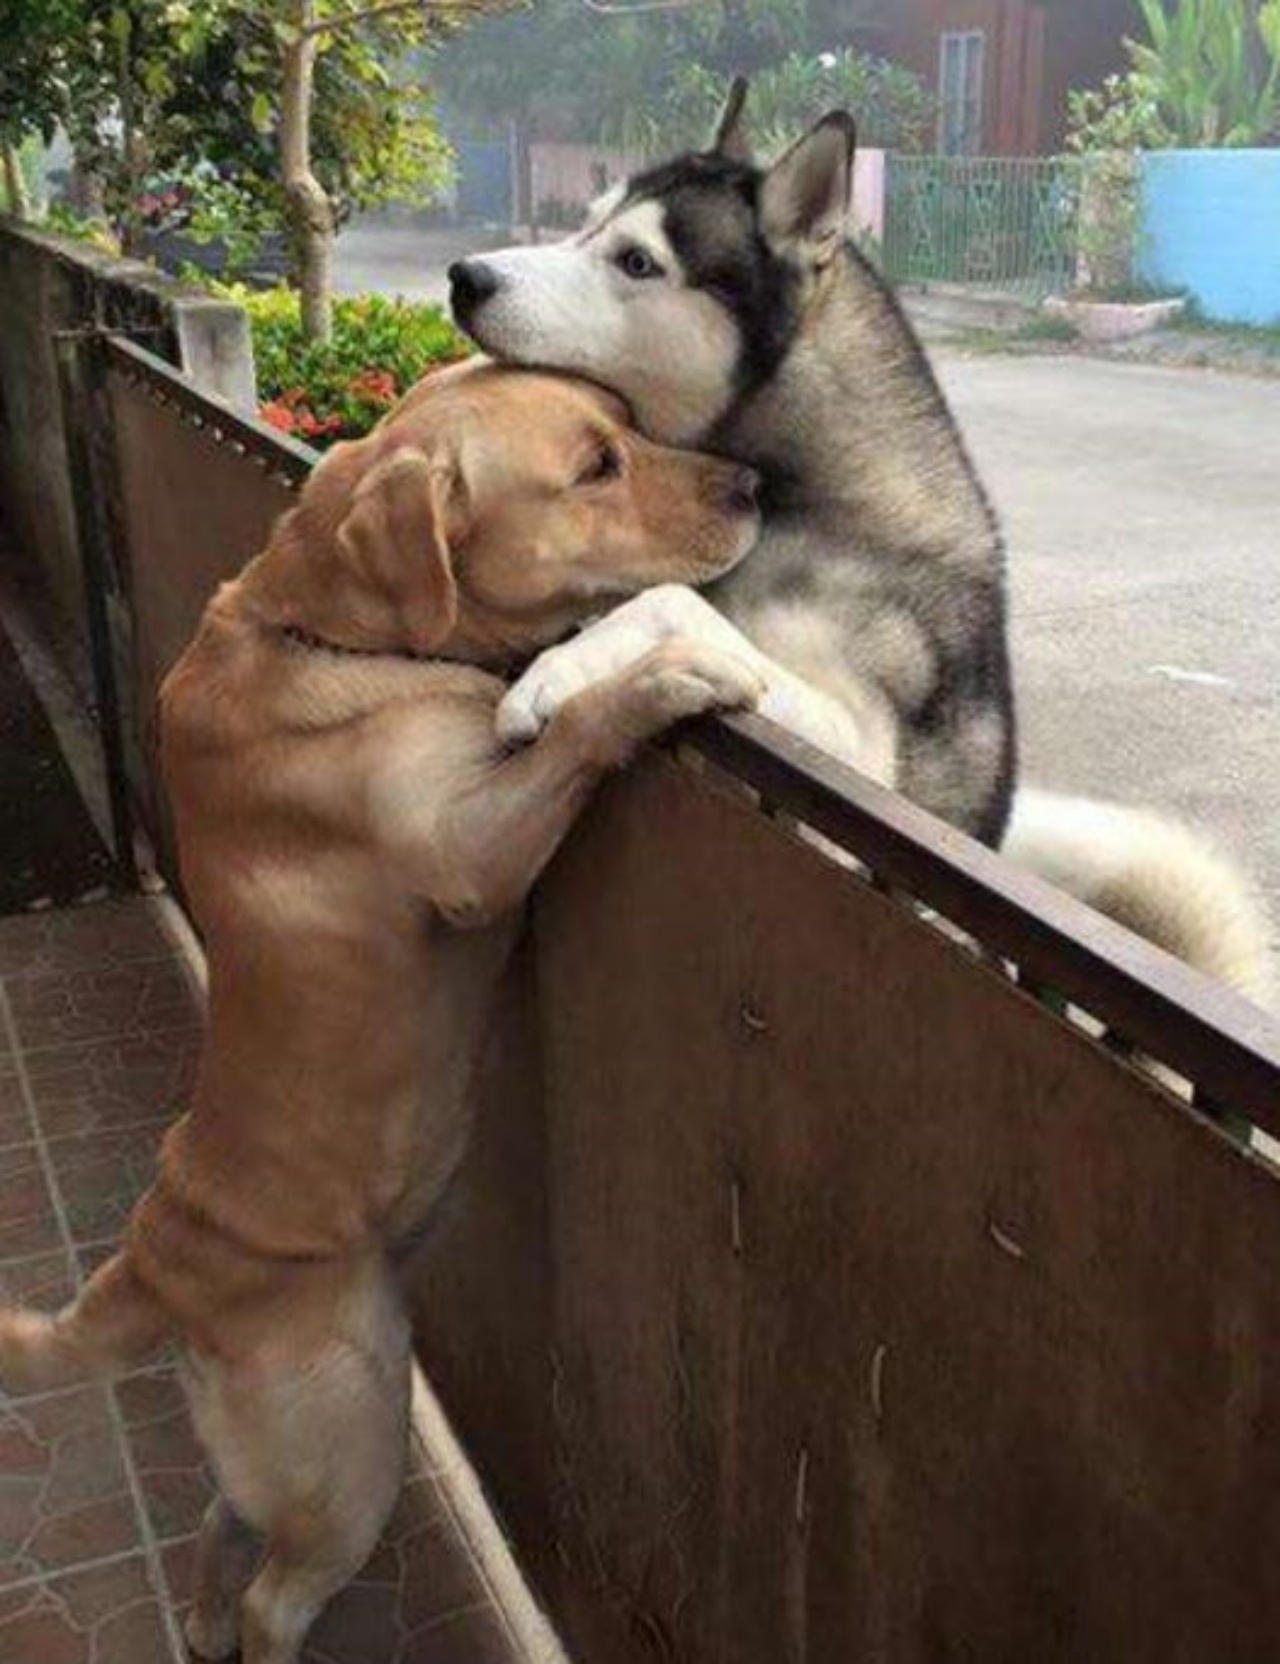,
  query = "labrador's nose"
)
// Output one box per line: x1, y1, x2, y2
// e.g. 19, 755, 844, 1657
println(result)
449, 260, 501, 325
